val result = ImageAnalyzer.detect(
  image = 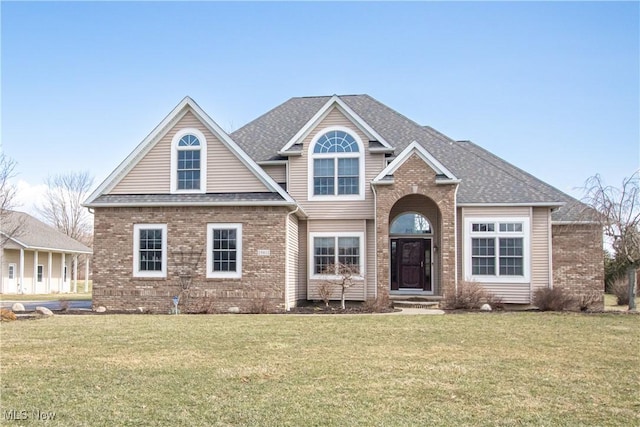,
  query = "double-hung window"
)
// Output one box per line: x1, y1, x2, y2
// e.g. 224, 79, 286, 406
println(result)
466, 218, 529, 283
310, 233, 364, 277
207, 223, 242, 279
171, 128, 207, 193
309, 128, 363, 200
133, 224, 168, 278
